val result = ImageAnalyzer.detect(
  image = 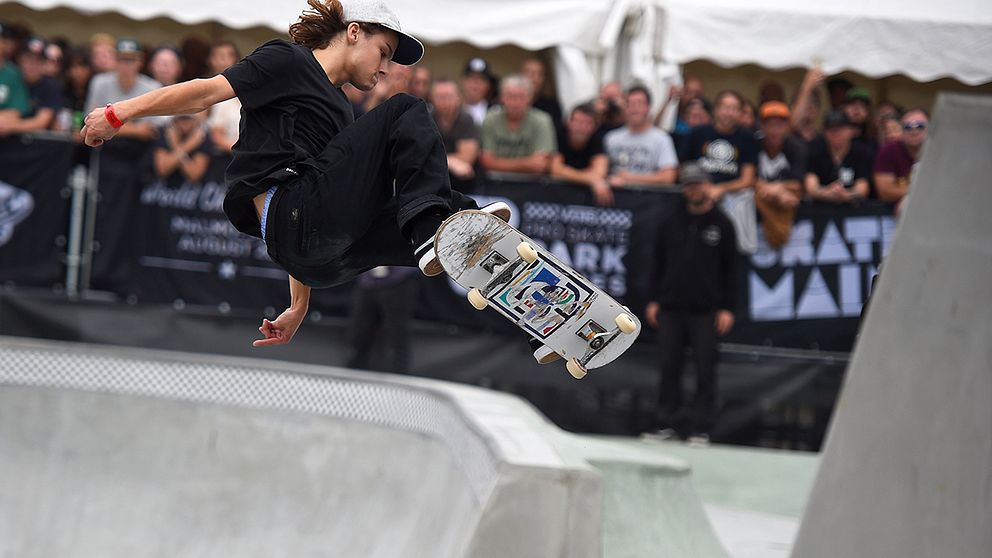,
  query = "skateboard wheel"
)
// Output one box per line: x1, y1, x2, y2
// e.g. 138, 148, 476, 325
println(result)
566, 358, 587, 379
616, 313, 637, 334
517, 242, 539, 263
467, 288, 488, 310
